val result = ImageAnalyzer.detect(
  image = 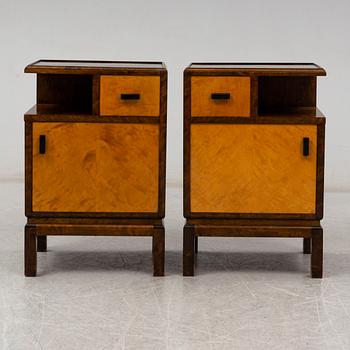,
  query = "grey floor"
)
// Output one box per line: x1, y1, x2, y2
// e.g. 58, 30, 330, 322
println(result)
1, 182, 350, 349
